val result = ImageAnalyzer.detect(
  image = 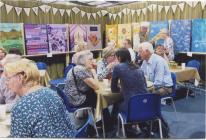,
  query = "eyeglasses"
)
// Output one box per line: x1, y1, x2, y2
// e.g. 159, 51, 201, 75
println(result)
5, 71, 24, 82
